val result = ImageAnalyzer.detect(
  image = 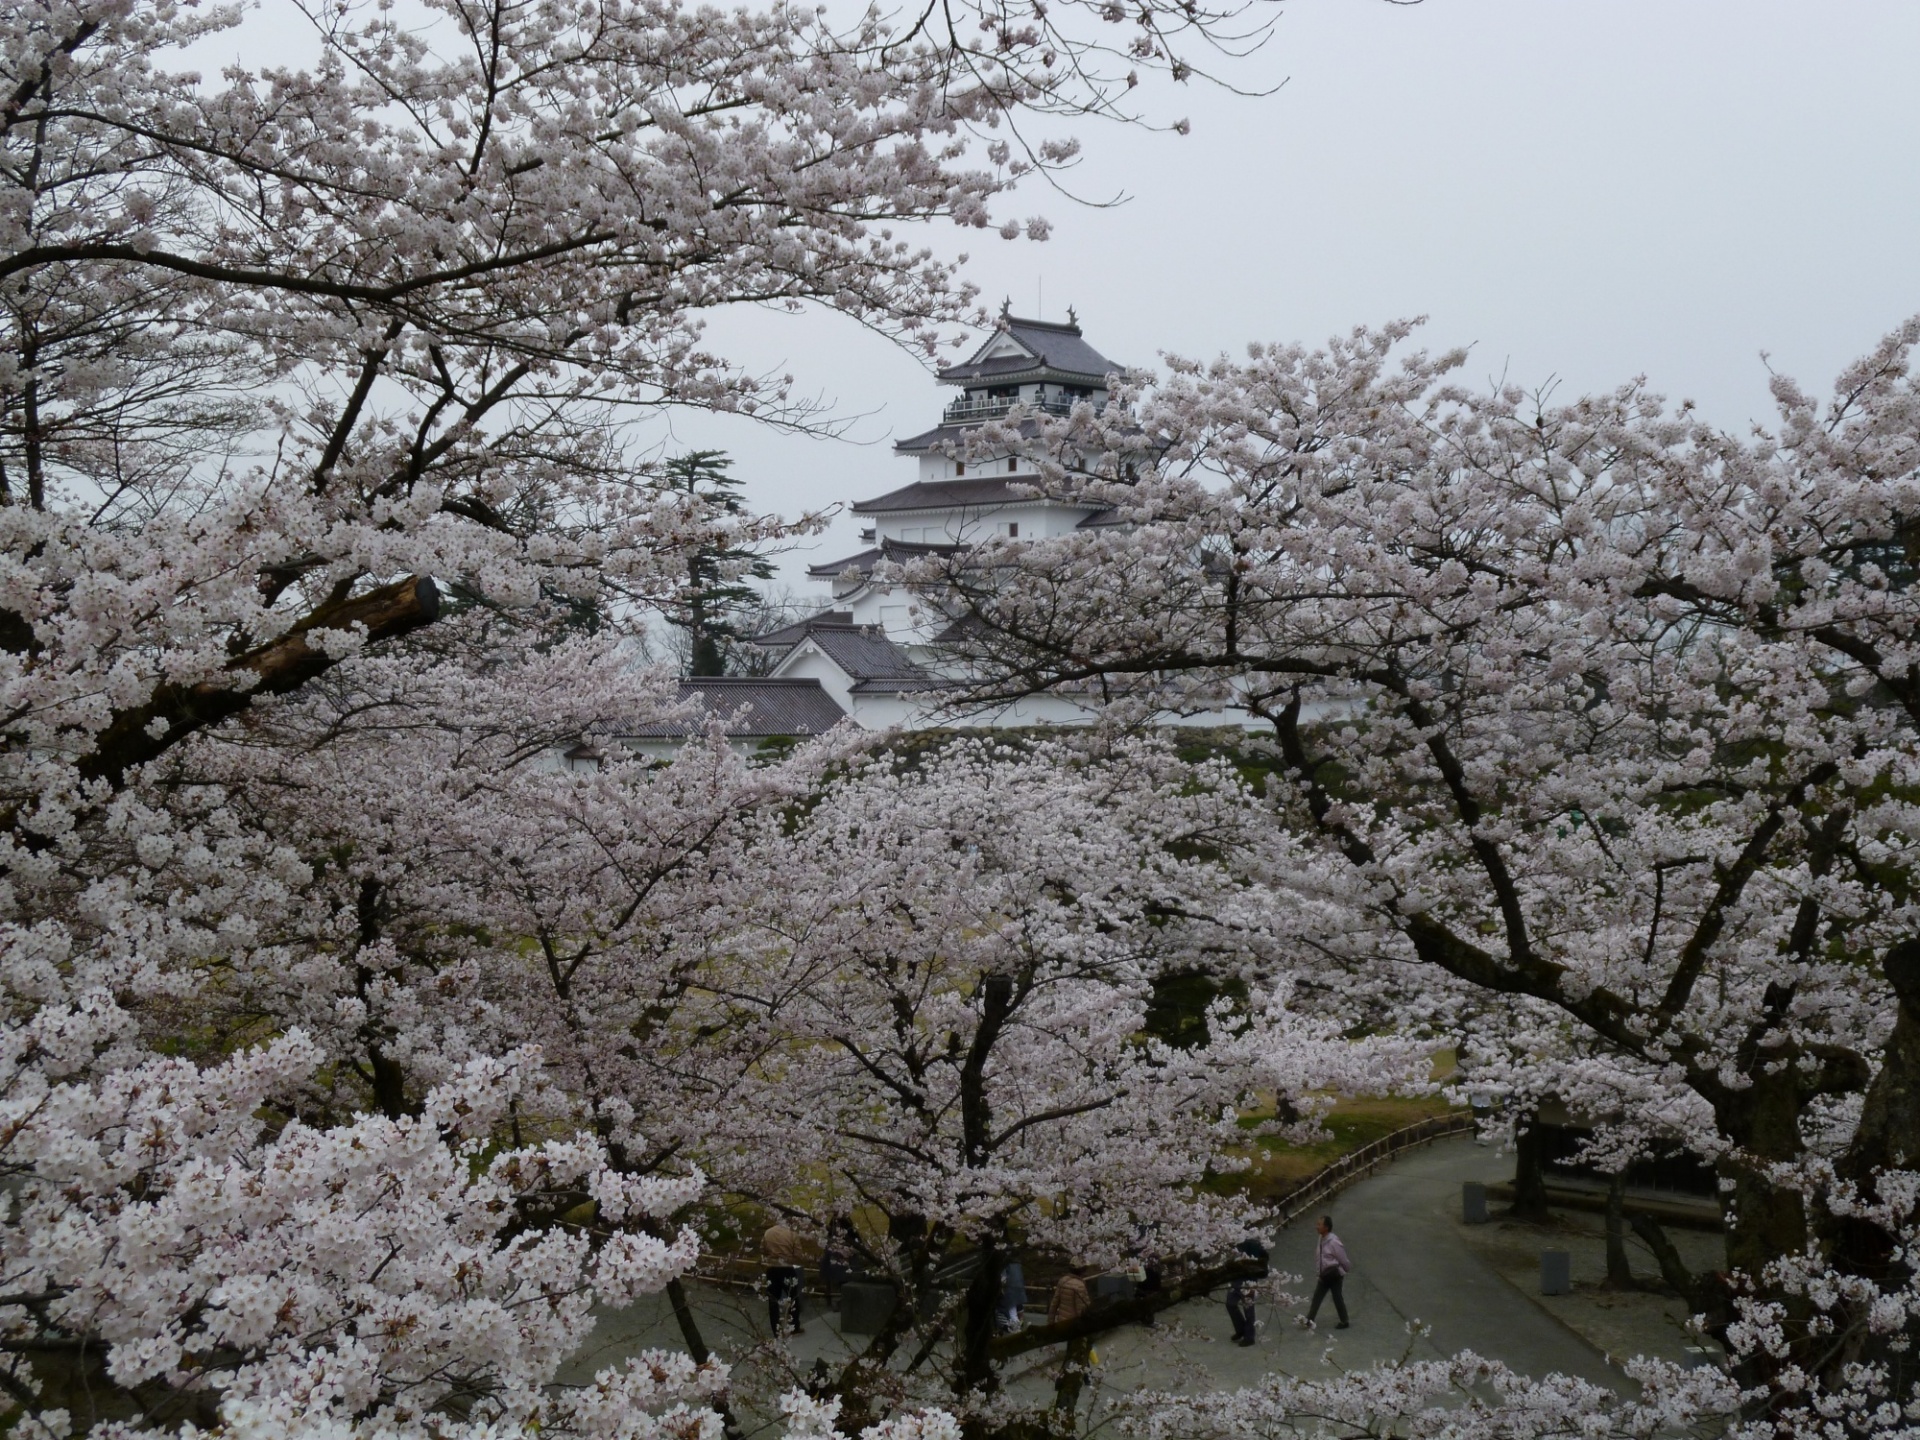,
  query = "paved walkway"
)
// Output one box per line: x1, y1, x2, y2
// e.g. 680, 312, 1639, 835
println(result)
1081, 1134, 1623, 1394
564, 1136, 1710, 1418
